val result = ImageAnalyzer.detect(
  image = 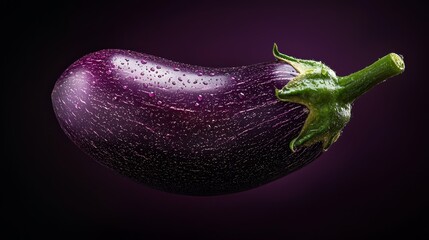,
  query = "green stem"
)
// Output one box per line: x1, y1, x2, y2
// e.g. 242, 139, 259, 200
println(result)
338, 53, 405, 103
273, 44, 405, 151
